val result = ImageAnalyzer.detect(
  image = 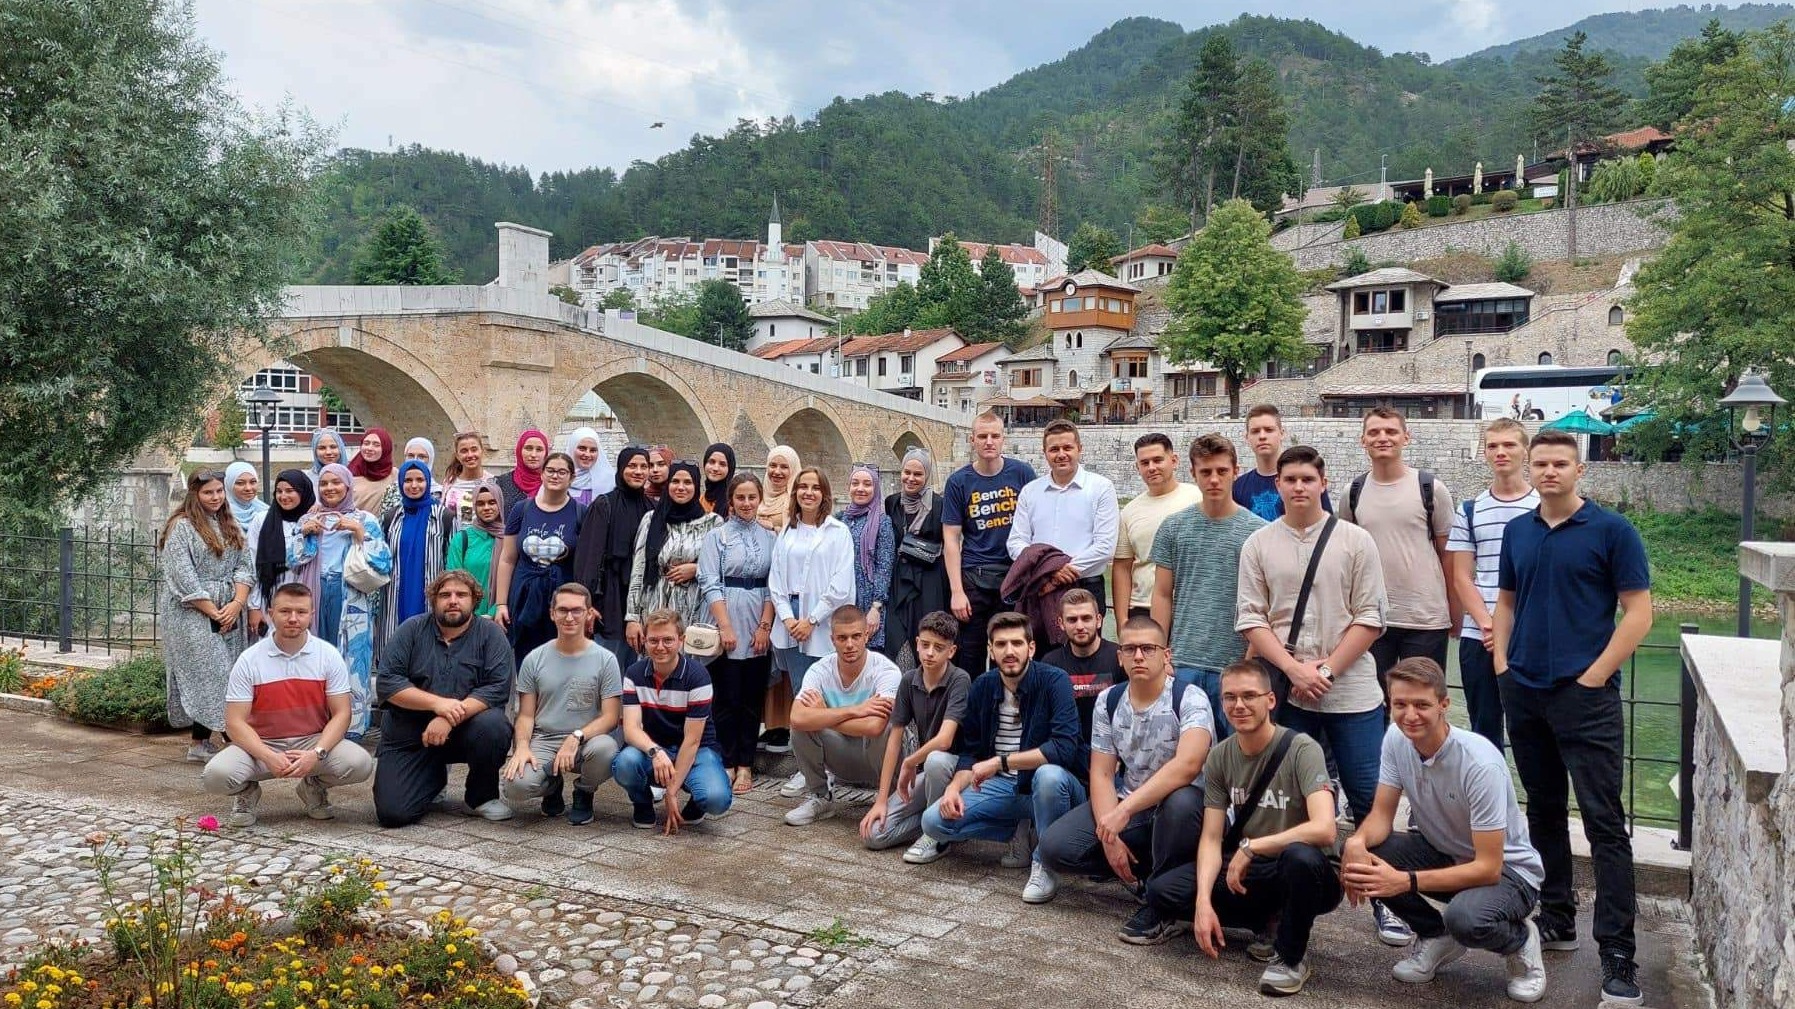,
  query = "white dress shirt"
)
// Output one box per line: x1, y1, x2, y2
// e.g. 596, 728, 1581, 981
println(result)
768, 516, 856, 658
1006, 465, 1119, 577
